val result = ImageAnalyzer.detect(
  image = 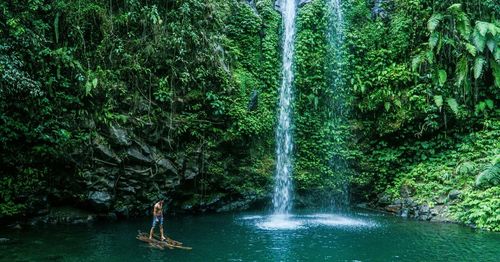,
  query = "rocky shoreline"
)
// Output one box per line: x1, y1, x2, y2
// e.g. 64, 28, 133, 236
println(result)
366, 189, 465, 225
